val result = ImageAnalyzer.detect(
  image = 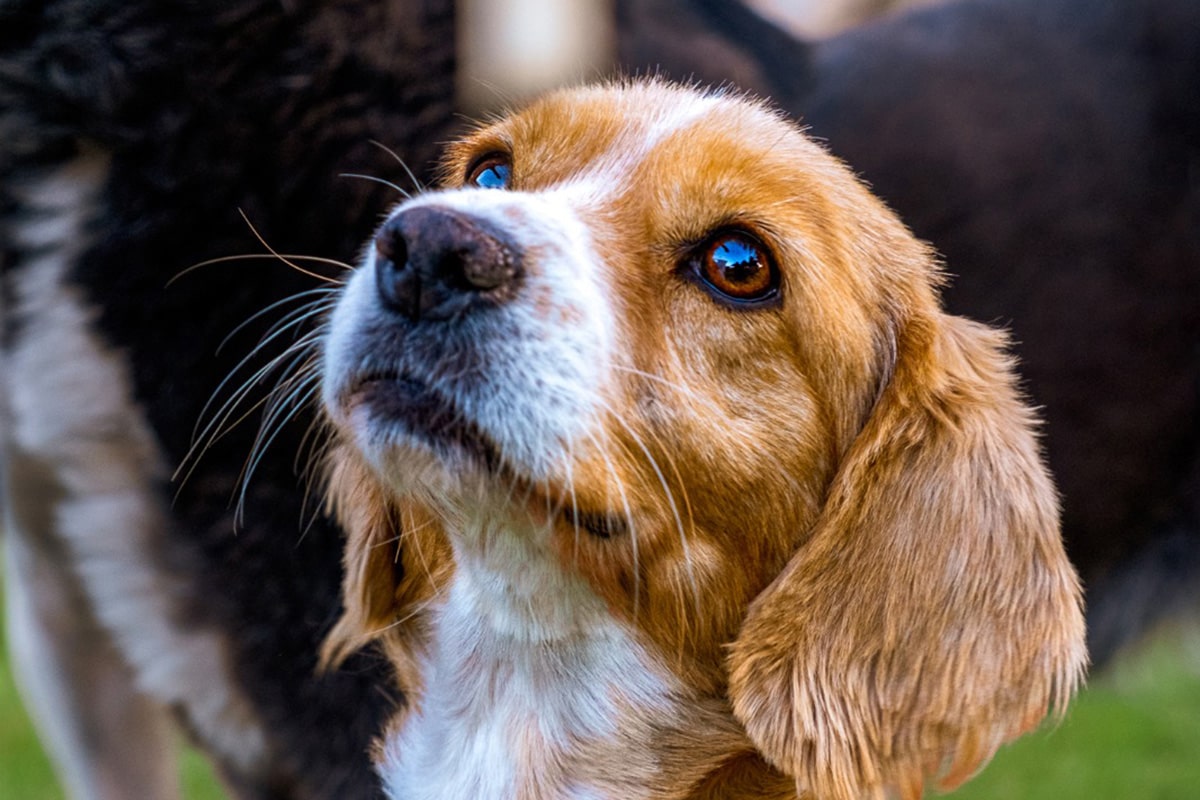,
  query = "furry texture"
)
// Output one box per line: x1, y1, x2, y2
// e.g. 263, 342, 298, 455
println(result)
618, 0, 1200, 666
320, 80, 1085, 800
1, 1, 456, 796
